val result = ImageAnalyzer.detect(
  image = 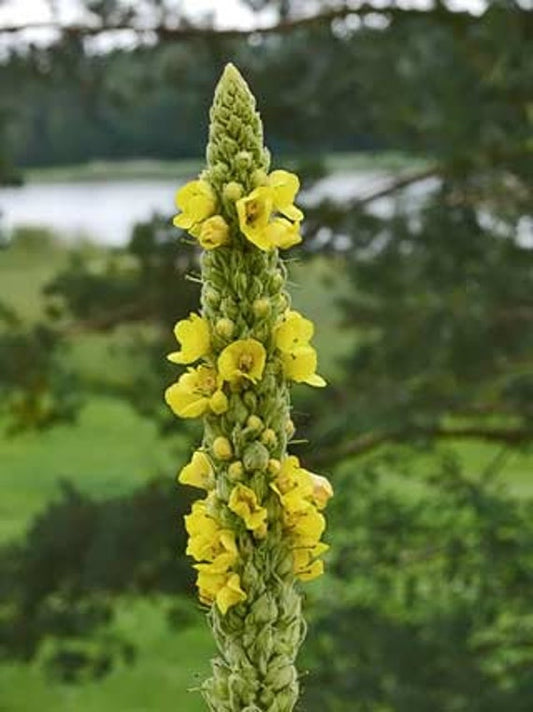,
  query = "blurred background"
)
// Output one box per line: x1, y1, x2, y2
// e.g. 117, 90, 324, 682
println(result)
0, 0, 532, 710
